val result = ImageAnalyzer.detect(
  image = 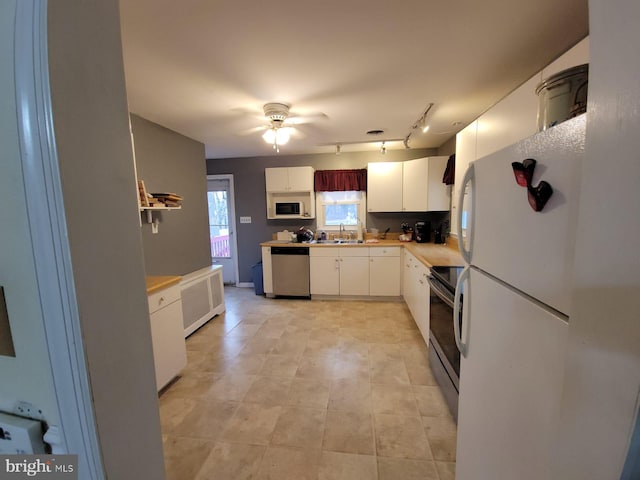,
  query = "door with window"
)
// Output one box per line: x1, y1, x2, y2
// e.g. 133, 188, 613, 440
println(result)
207, 175, 237, 284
